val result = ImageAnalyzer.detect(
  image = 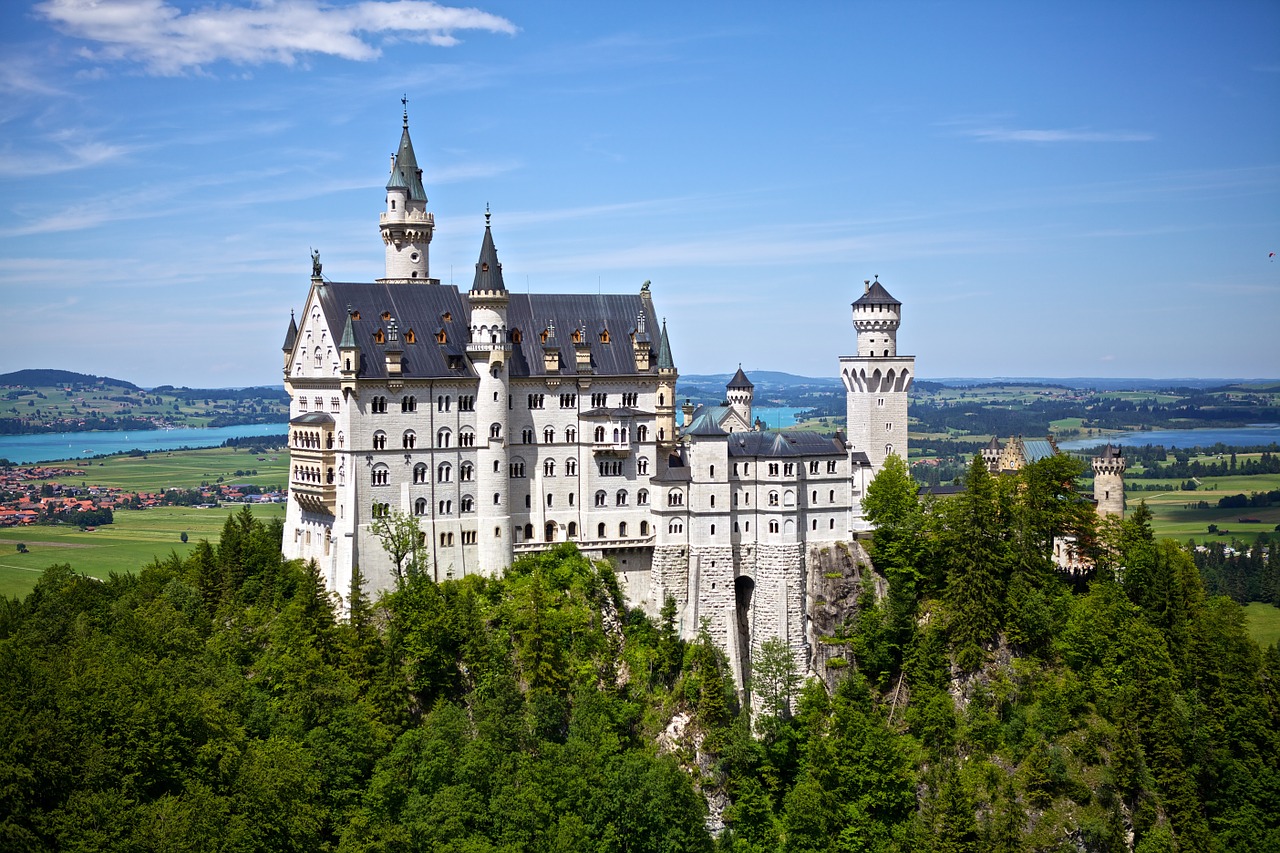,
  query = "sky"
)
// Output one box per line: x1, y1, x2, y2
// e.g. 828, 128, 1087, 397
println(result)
1, 1, 1278, 388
